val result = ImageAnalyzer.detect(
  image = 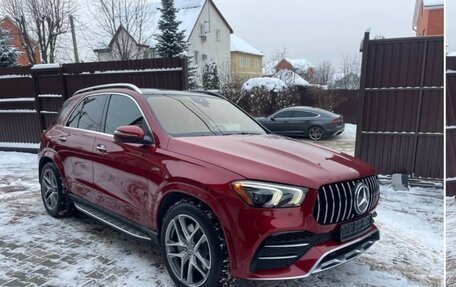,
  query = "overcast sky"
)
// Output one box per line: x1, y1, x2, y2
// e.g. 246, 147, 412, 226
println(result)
213, 0, 417, 66
447, 0, 456, 52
